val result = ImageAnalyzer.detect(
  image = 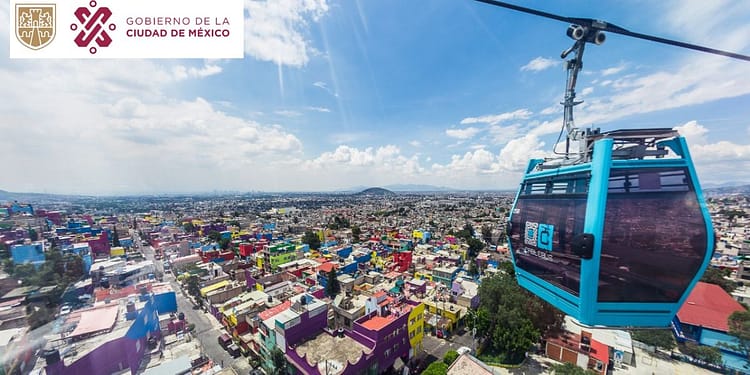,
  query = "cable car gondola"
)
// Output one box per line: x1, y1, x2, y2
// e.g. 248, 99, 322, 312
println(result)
473, 0, 750, 327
